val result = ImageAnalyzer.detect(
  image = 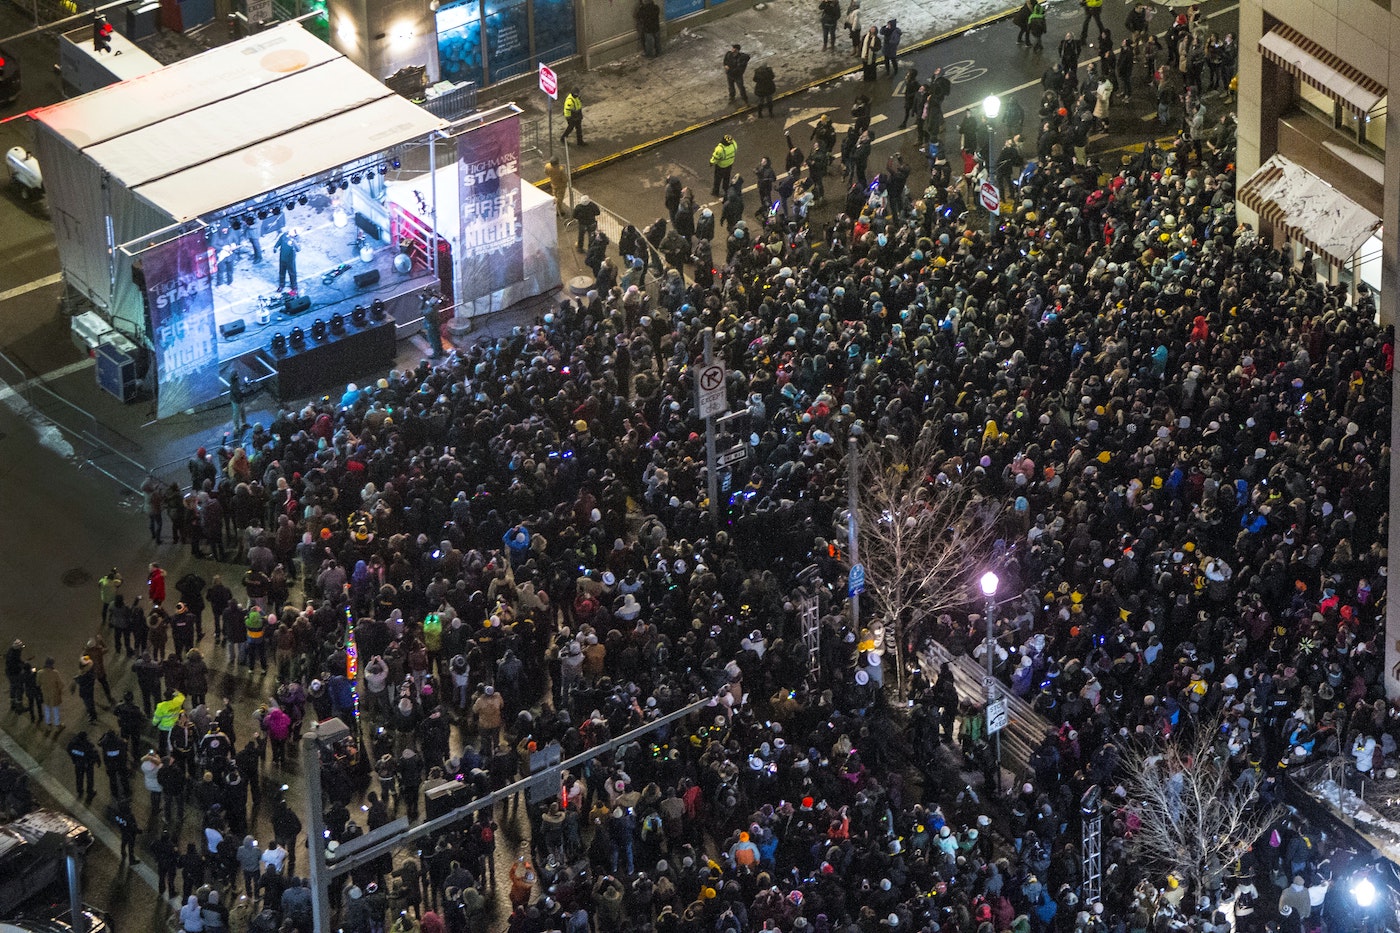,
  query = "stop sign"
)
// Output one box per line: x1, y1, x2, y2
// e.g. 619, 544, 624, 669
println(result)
539, 63, 558, 99
979, 179, 1000, 213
